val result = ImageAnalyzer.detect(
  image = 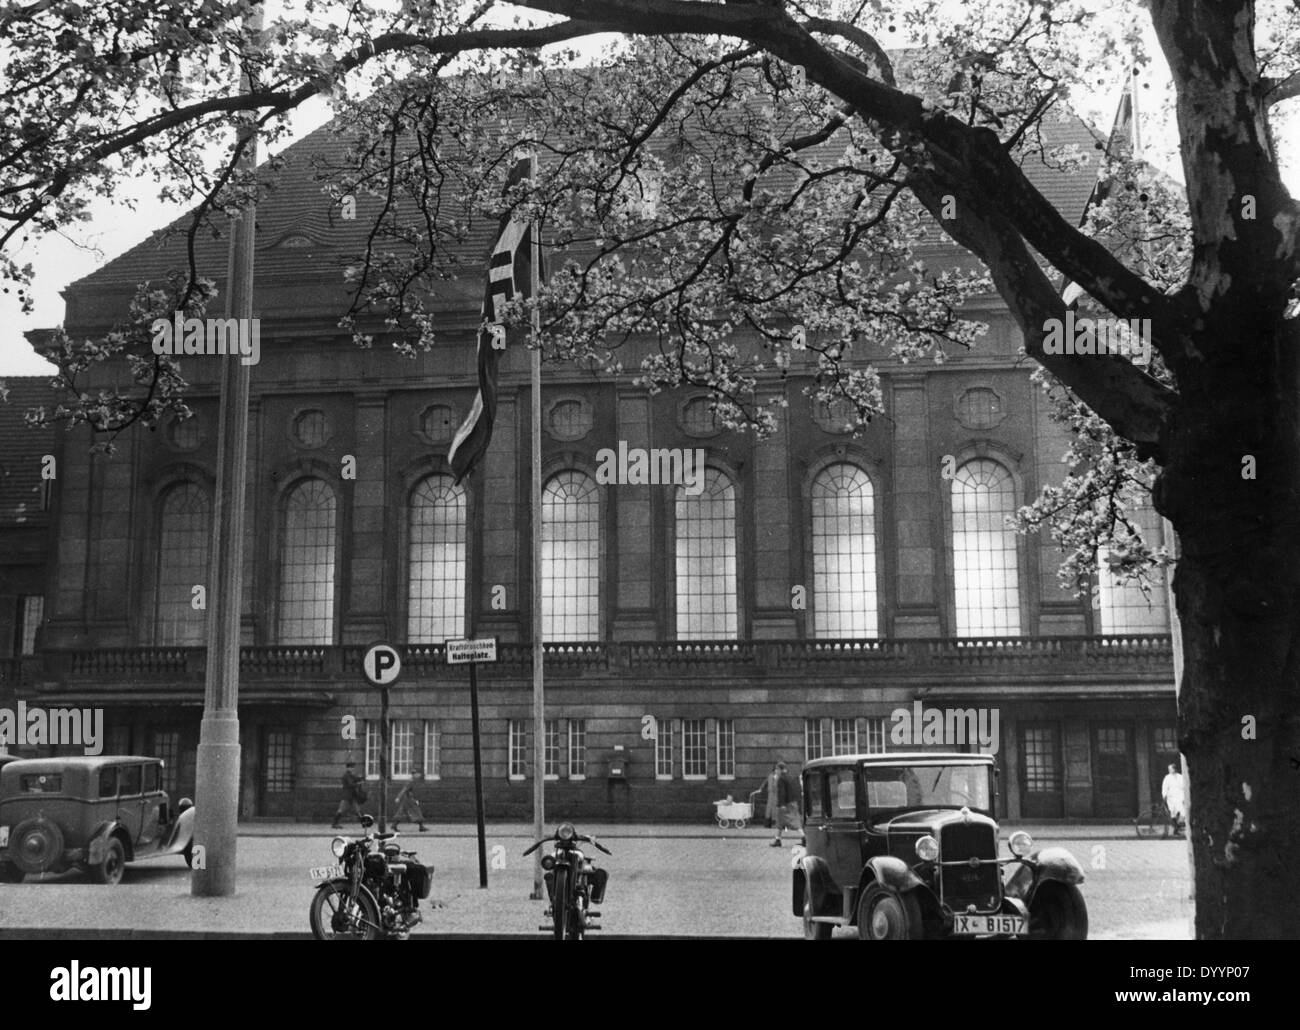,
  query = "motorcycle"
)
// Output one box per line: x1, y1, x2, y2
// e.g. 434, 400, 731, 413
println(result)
309, 814, 434, 940
523, 822, 611, 940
